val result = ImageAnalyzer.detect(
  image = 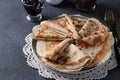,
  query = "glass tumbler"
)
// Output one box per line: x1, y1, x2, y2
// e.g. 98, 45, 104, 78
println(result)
21, 0, 44, 21
75, 0, 97, 11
